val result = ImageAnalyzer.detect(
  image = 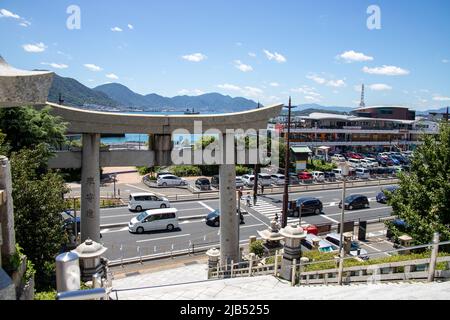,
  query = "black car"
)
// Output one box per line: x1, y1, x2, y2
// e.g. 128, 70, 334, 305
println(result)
324, 171, 336, 181
376, 185, 399, 203
210, 175, 219, 189
195, 178, 211, 190
206, 209, 244, 227
339, 194, 369, 210
63, 213, 102, 238
289, 197, 323, 217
